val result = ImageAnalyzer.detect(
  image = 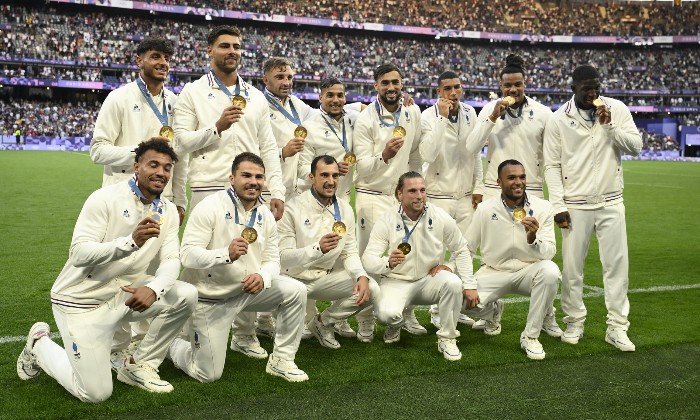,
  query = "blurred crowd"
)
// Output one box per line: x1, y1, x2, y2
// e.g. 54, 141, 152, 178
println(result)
1, 5, 699, 96
1, 98, 99, 138
149, 0, 699, 36
639, 128, 679, 152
